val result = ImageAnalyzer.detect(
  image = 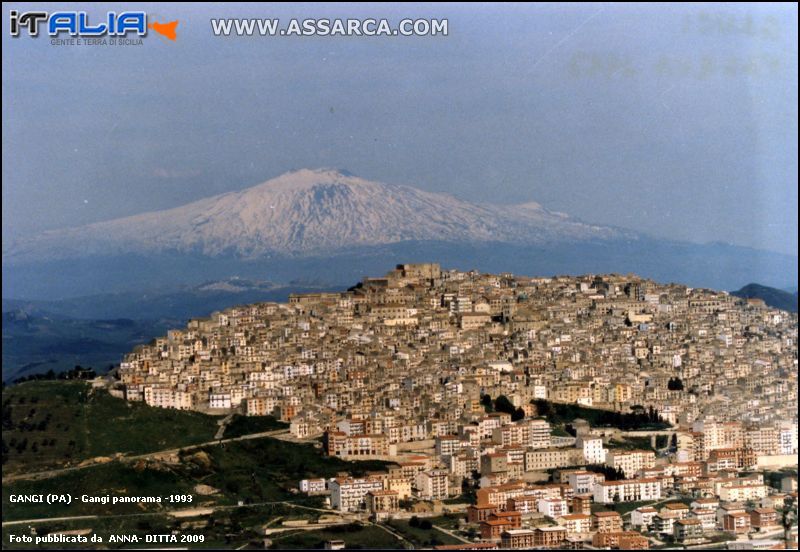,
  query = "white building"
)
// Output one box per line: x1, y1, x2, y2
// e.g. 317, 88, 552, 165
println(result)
329, 477, 384, 512
631, 506, 658, 529
718, 484, 768, 502
538, 497, 568, 518
209, 392, 232, 409
299, 478, 327, 494
593, 478, 662, 504
416, 469, 449, 500
568, 471, 604, 494
530, 419, 552, 449
577, 436, 607, 464
778, 421, 798, 455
